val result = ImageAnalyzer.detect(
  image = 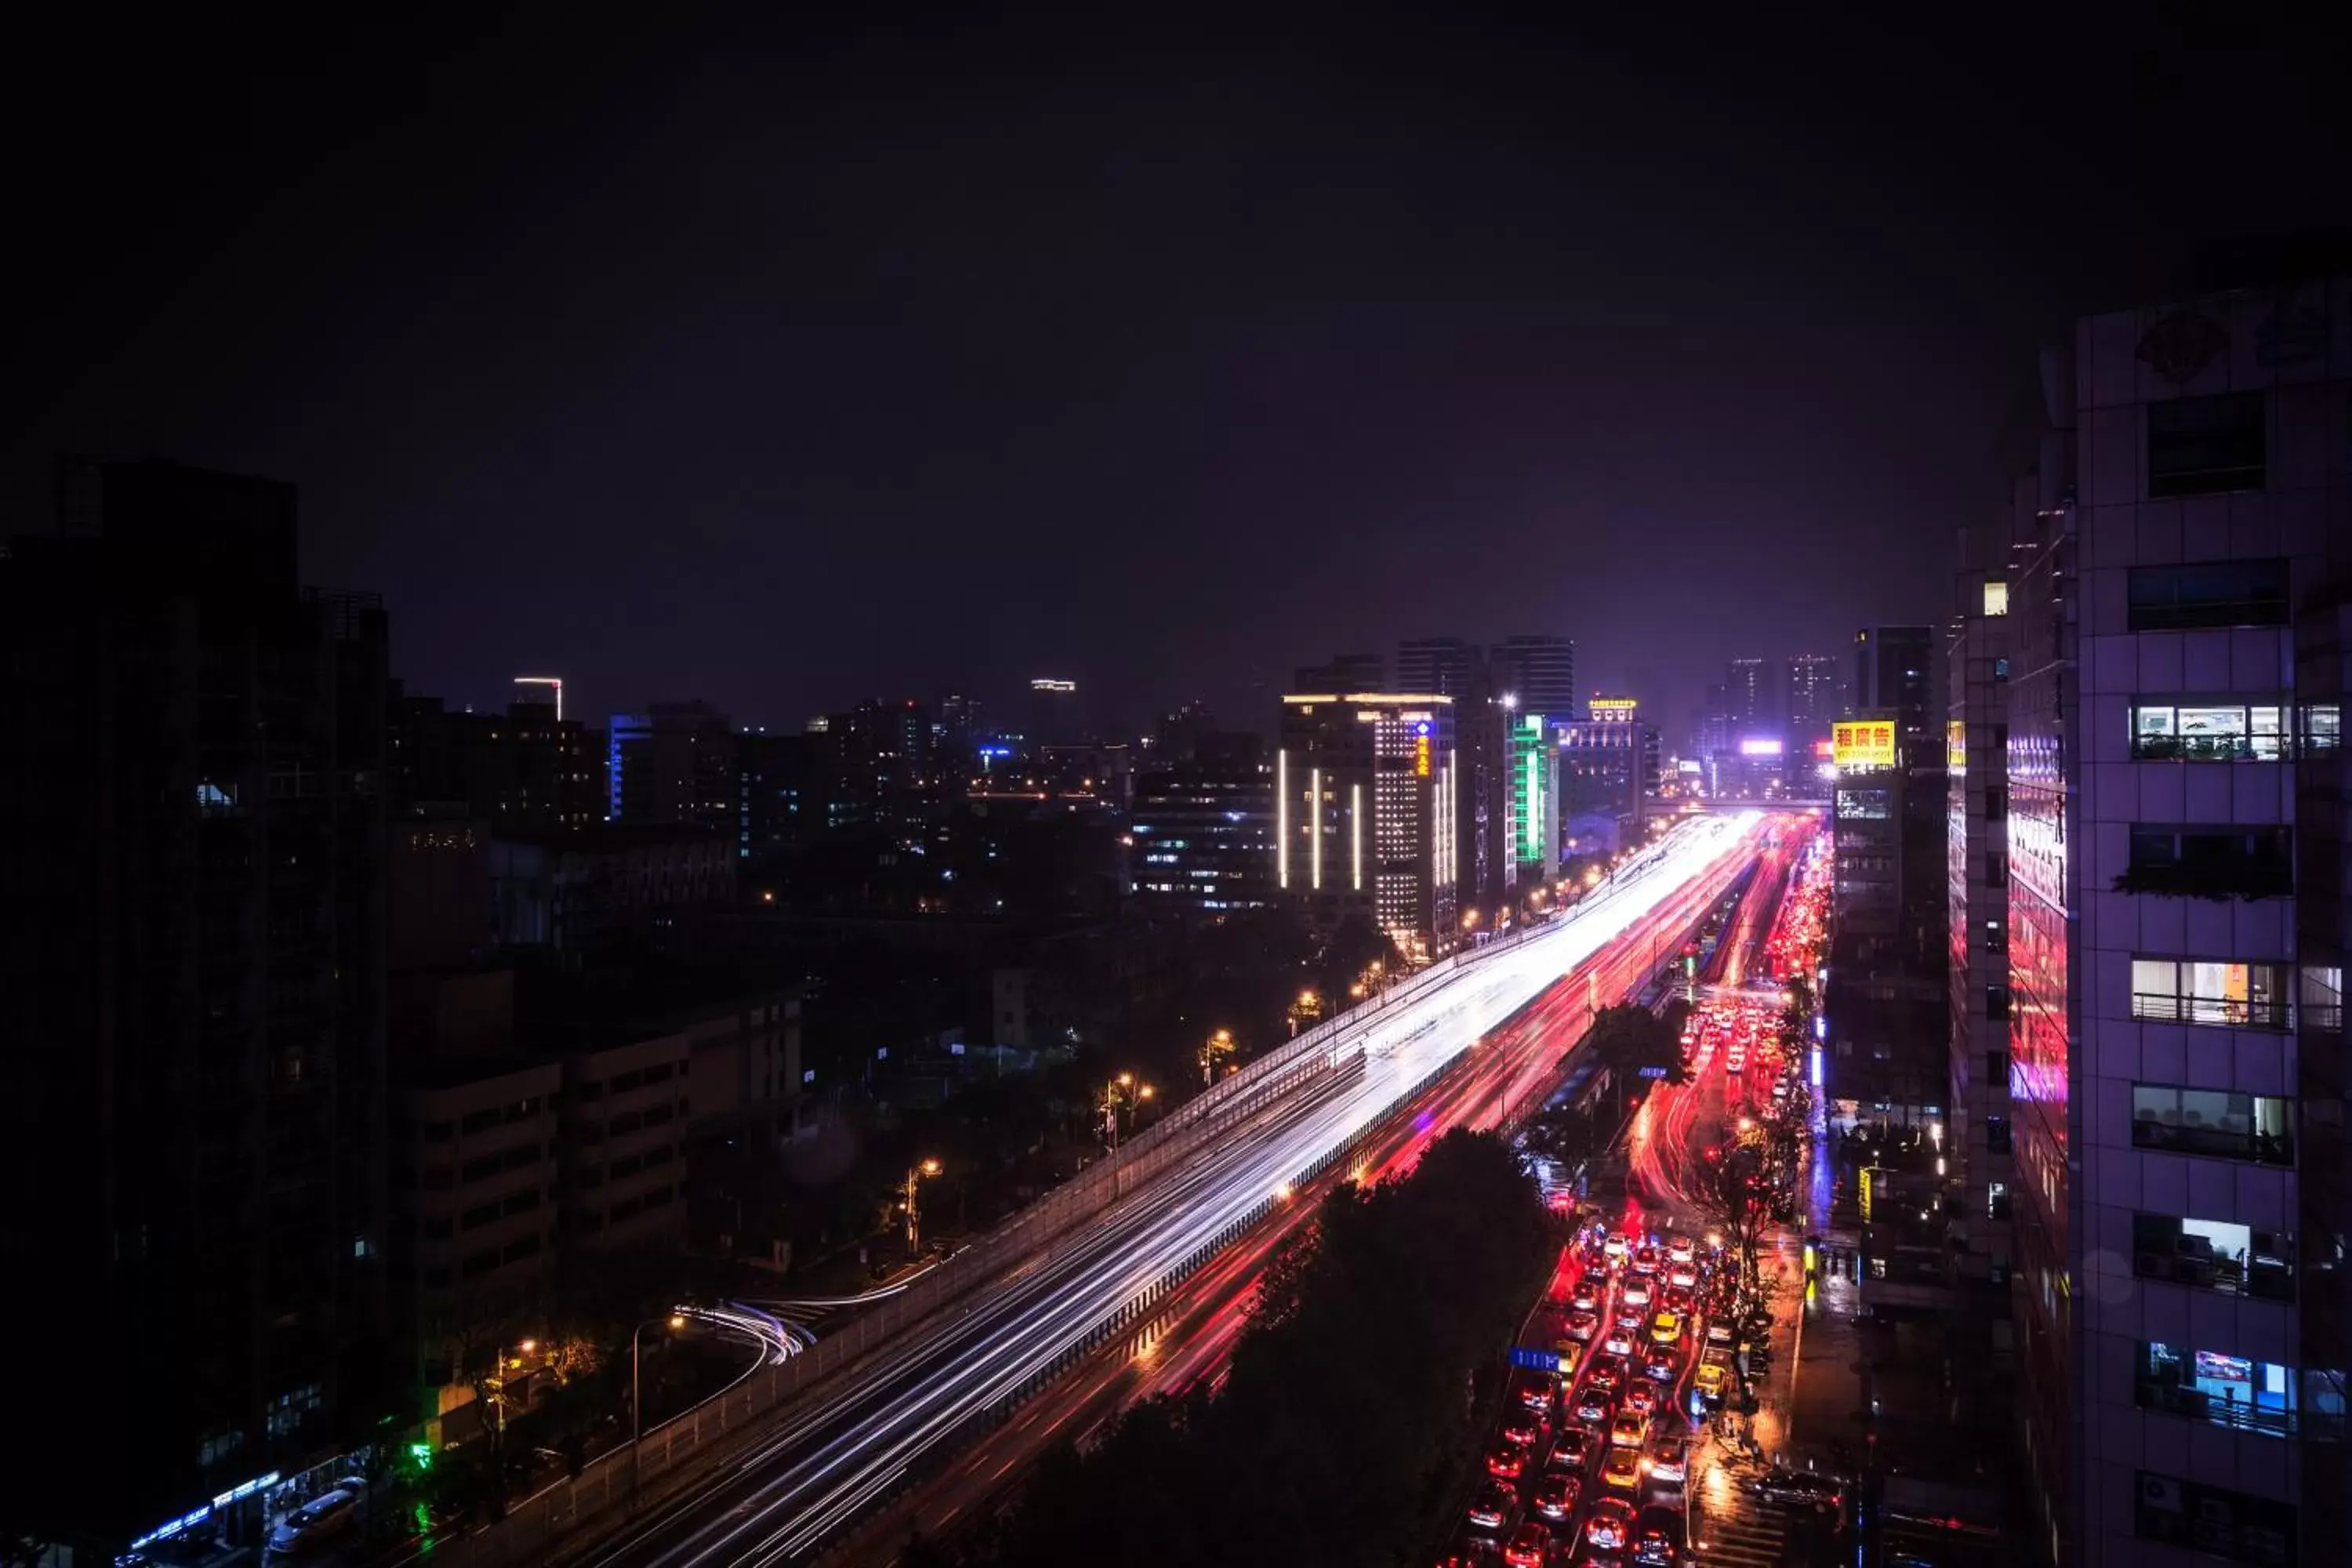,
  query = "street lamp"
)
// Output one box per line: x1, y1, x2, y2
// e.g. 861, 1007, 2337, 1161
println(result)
631, 1312, 690, 1503
1200, 1028, 1236, 1085
903, 1157, 943, 1252
1100, 1076, 1153, 1150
